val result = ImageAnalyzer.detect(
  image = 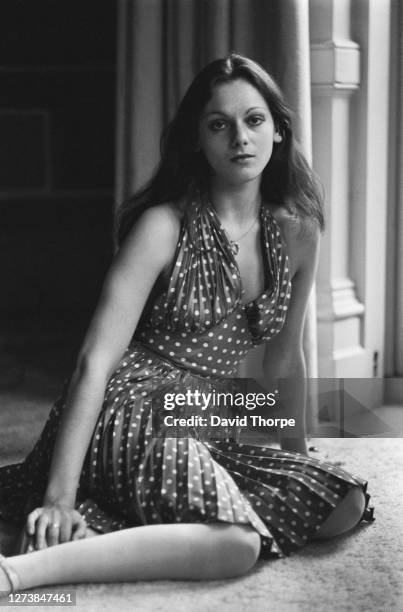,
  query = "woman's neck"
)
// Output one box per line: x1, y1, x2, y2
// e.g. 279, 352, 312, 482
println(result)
208, 180, 262, 223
